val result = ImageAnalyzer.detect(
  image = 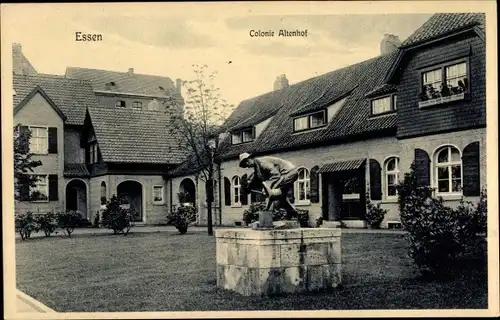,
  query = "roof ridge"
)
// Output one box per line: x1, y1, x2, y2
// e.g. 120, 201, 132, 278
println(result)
66, 66, 174, 80
13, 73, 94, 85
